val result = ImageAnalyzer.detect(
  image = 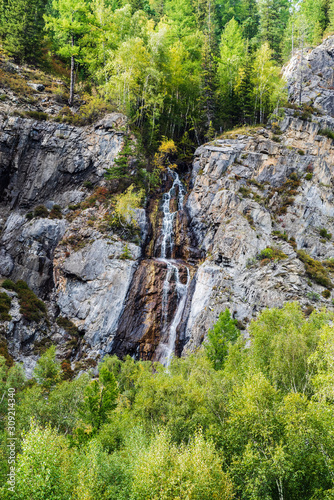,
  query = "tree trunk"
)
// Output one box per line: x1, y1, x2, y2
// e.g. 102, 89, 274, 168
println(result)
69, 35, 75, 107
